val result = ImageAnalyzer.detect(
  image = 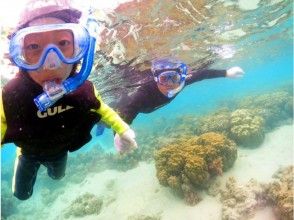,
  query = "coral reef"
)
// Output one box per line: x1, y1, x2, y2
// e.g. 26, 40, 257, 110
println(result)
168, 115, 200, 138
284, 97, 293, 117
264, 166, 293, 220
230, 109, 265, 147
220, 177, 266, 220
154, 132, 237, 205
63, 193, 103, 218
107, 151, 140, 171
216, 166, 293, 220
1, 87, 292, 219
195, 109, 231, 135
237, 91, 293, 129
127, 214, 162, 220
